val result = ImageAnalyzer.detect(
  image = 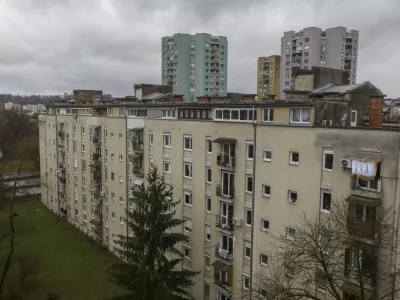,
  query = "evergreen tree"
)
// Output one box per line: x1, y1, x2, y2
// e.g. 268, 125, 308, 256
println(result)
108, 167, 199, 300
